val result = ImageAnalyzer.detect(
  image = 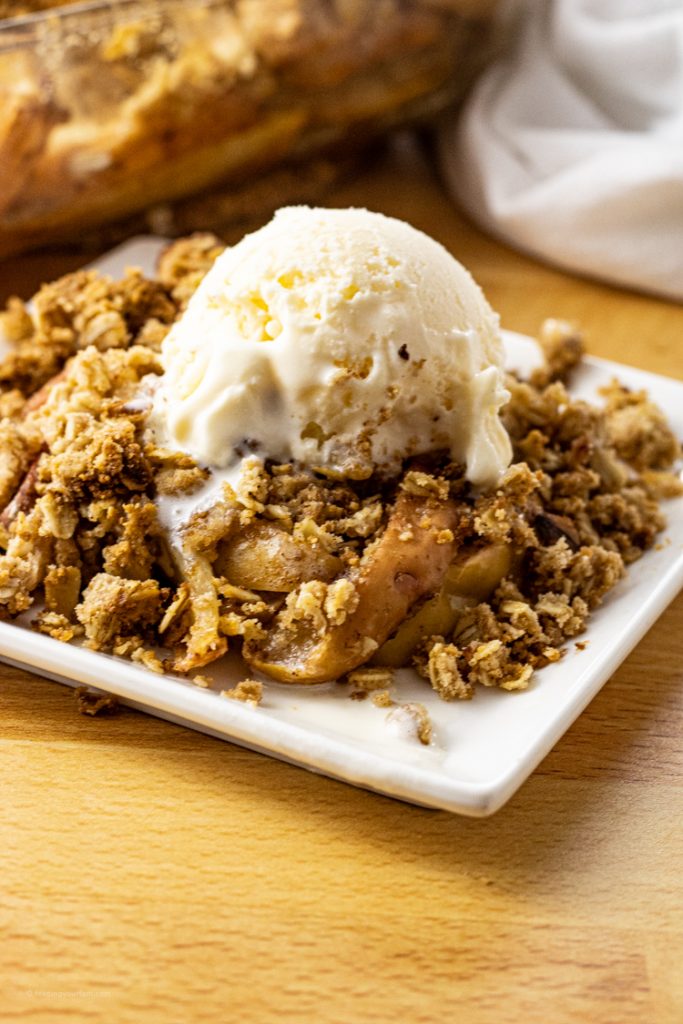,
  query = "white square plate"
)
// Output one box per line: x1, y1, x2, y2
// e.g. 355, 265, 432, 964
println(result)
1, 238, 682, 816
